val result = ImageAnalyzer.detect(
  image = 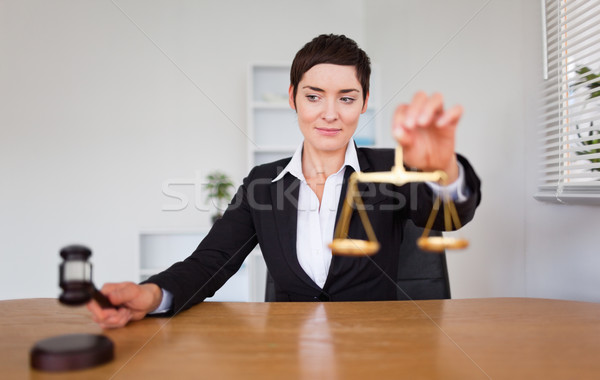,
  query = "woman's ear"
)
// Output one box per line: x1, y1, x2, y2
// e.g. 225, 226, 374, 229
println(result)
361, 92, 370, 114
288, 85, 296, 111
